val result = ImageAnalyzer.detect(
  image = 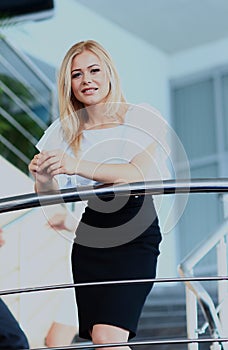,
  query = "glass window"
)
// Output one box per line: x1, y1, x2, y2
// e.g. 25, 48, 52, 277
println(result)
172, 78, 217, 160
177, 164, 222, 266
171, 71, 227, 269
221, 74, 228, 151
